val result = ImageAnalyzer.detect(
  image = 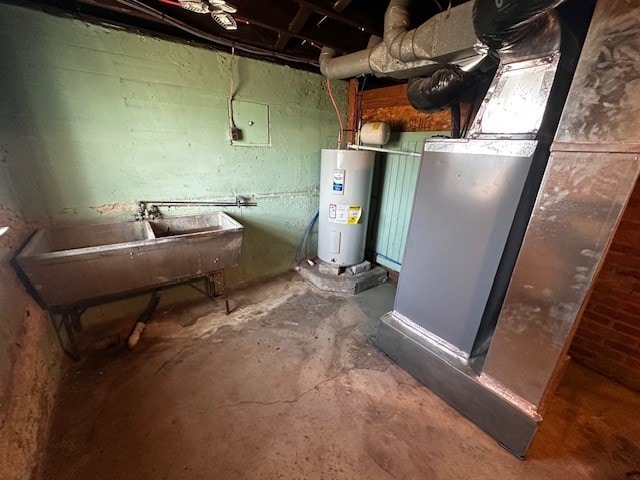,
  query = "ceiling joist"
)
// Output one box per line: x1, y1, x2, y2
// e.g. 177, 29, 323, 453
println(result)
274, 5, 313, 51
20, 0, 395, 70
292, 0, 381, 36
